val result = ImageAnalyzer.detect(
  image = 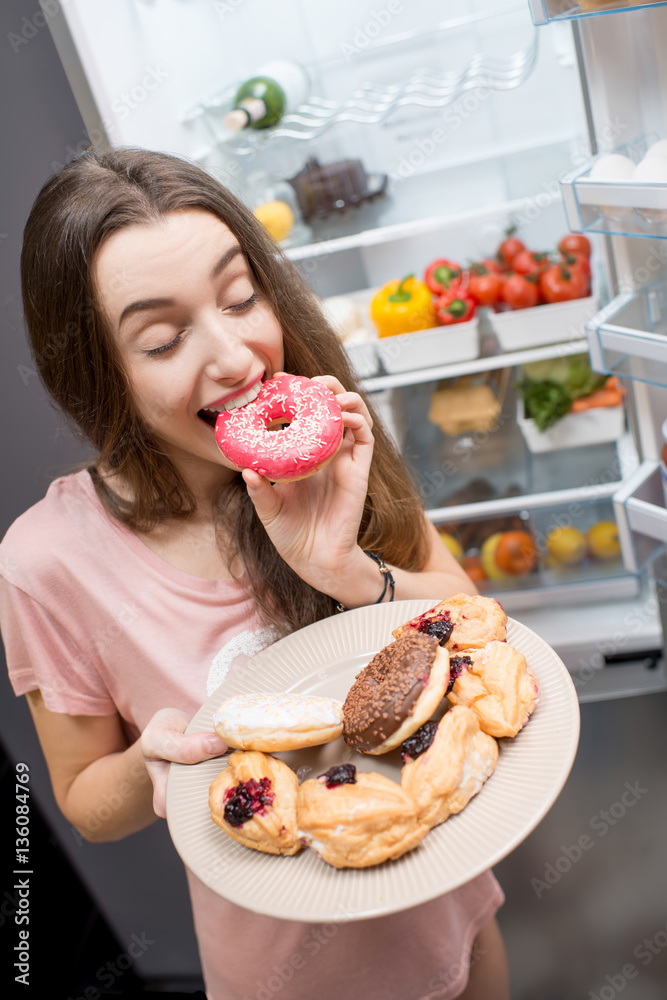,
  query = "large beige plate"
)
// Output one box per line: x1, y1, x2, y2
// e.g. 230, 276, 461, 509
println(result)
166, 600, 580, 923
